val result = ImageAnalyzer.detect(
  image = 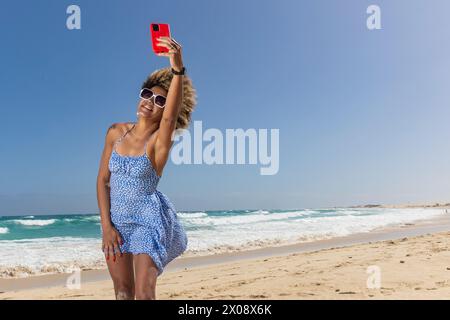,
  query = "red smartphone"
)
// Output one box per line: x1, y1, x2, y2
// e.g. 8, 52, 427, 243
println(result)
150, 23, 171, 54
